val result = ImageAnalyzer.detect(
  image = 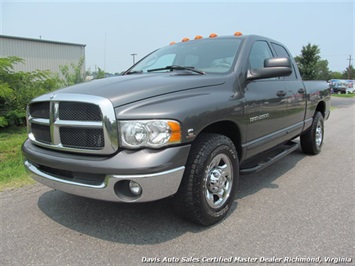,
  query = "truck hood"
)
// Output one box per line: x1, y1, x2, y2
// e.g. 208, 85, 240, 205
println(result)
54, 73, 226, 107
